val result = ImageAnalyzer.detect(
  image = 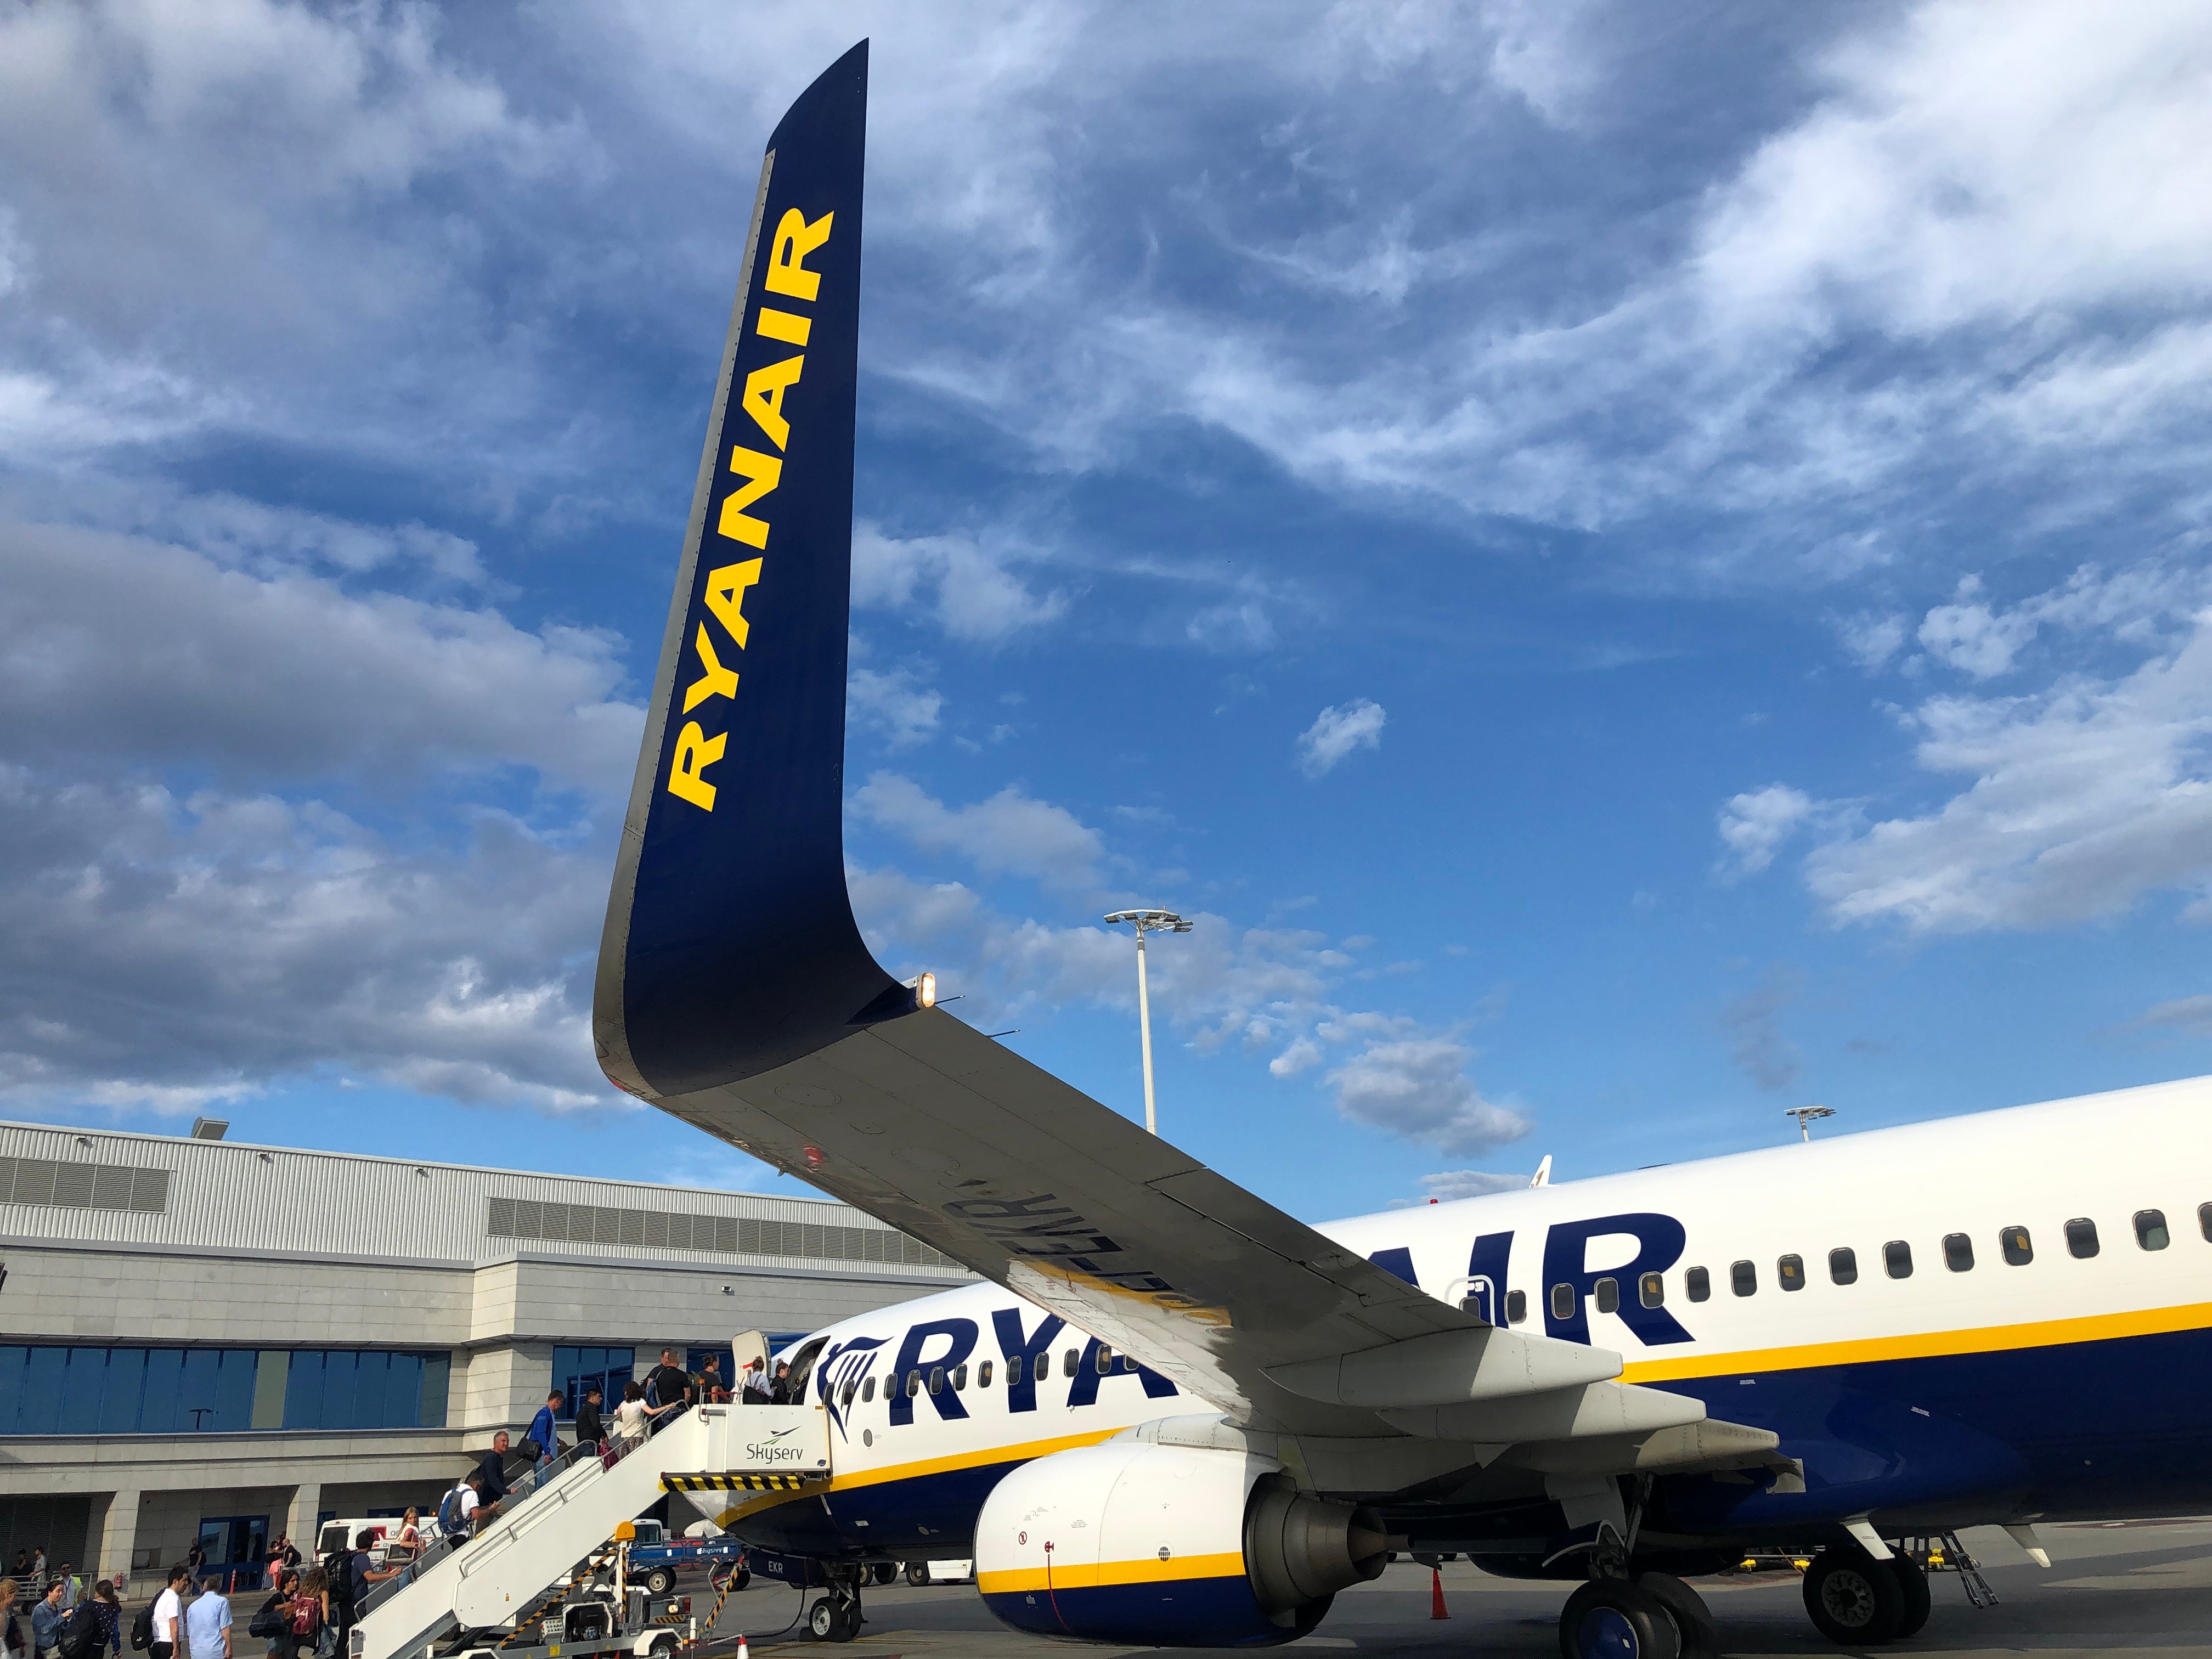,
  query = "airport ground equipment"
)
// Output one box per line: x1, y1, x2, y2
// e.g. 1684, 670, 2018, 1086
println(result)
610, 1520, 746, 1597
349, 1406, 827, 1659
